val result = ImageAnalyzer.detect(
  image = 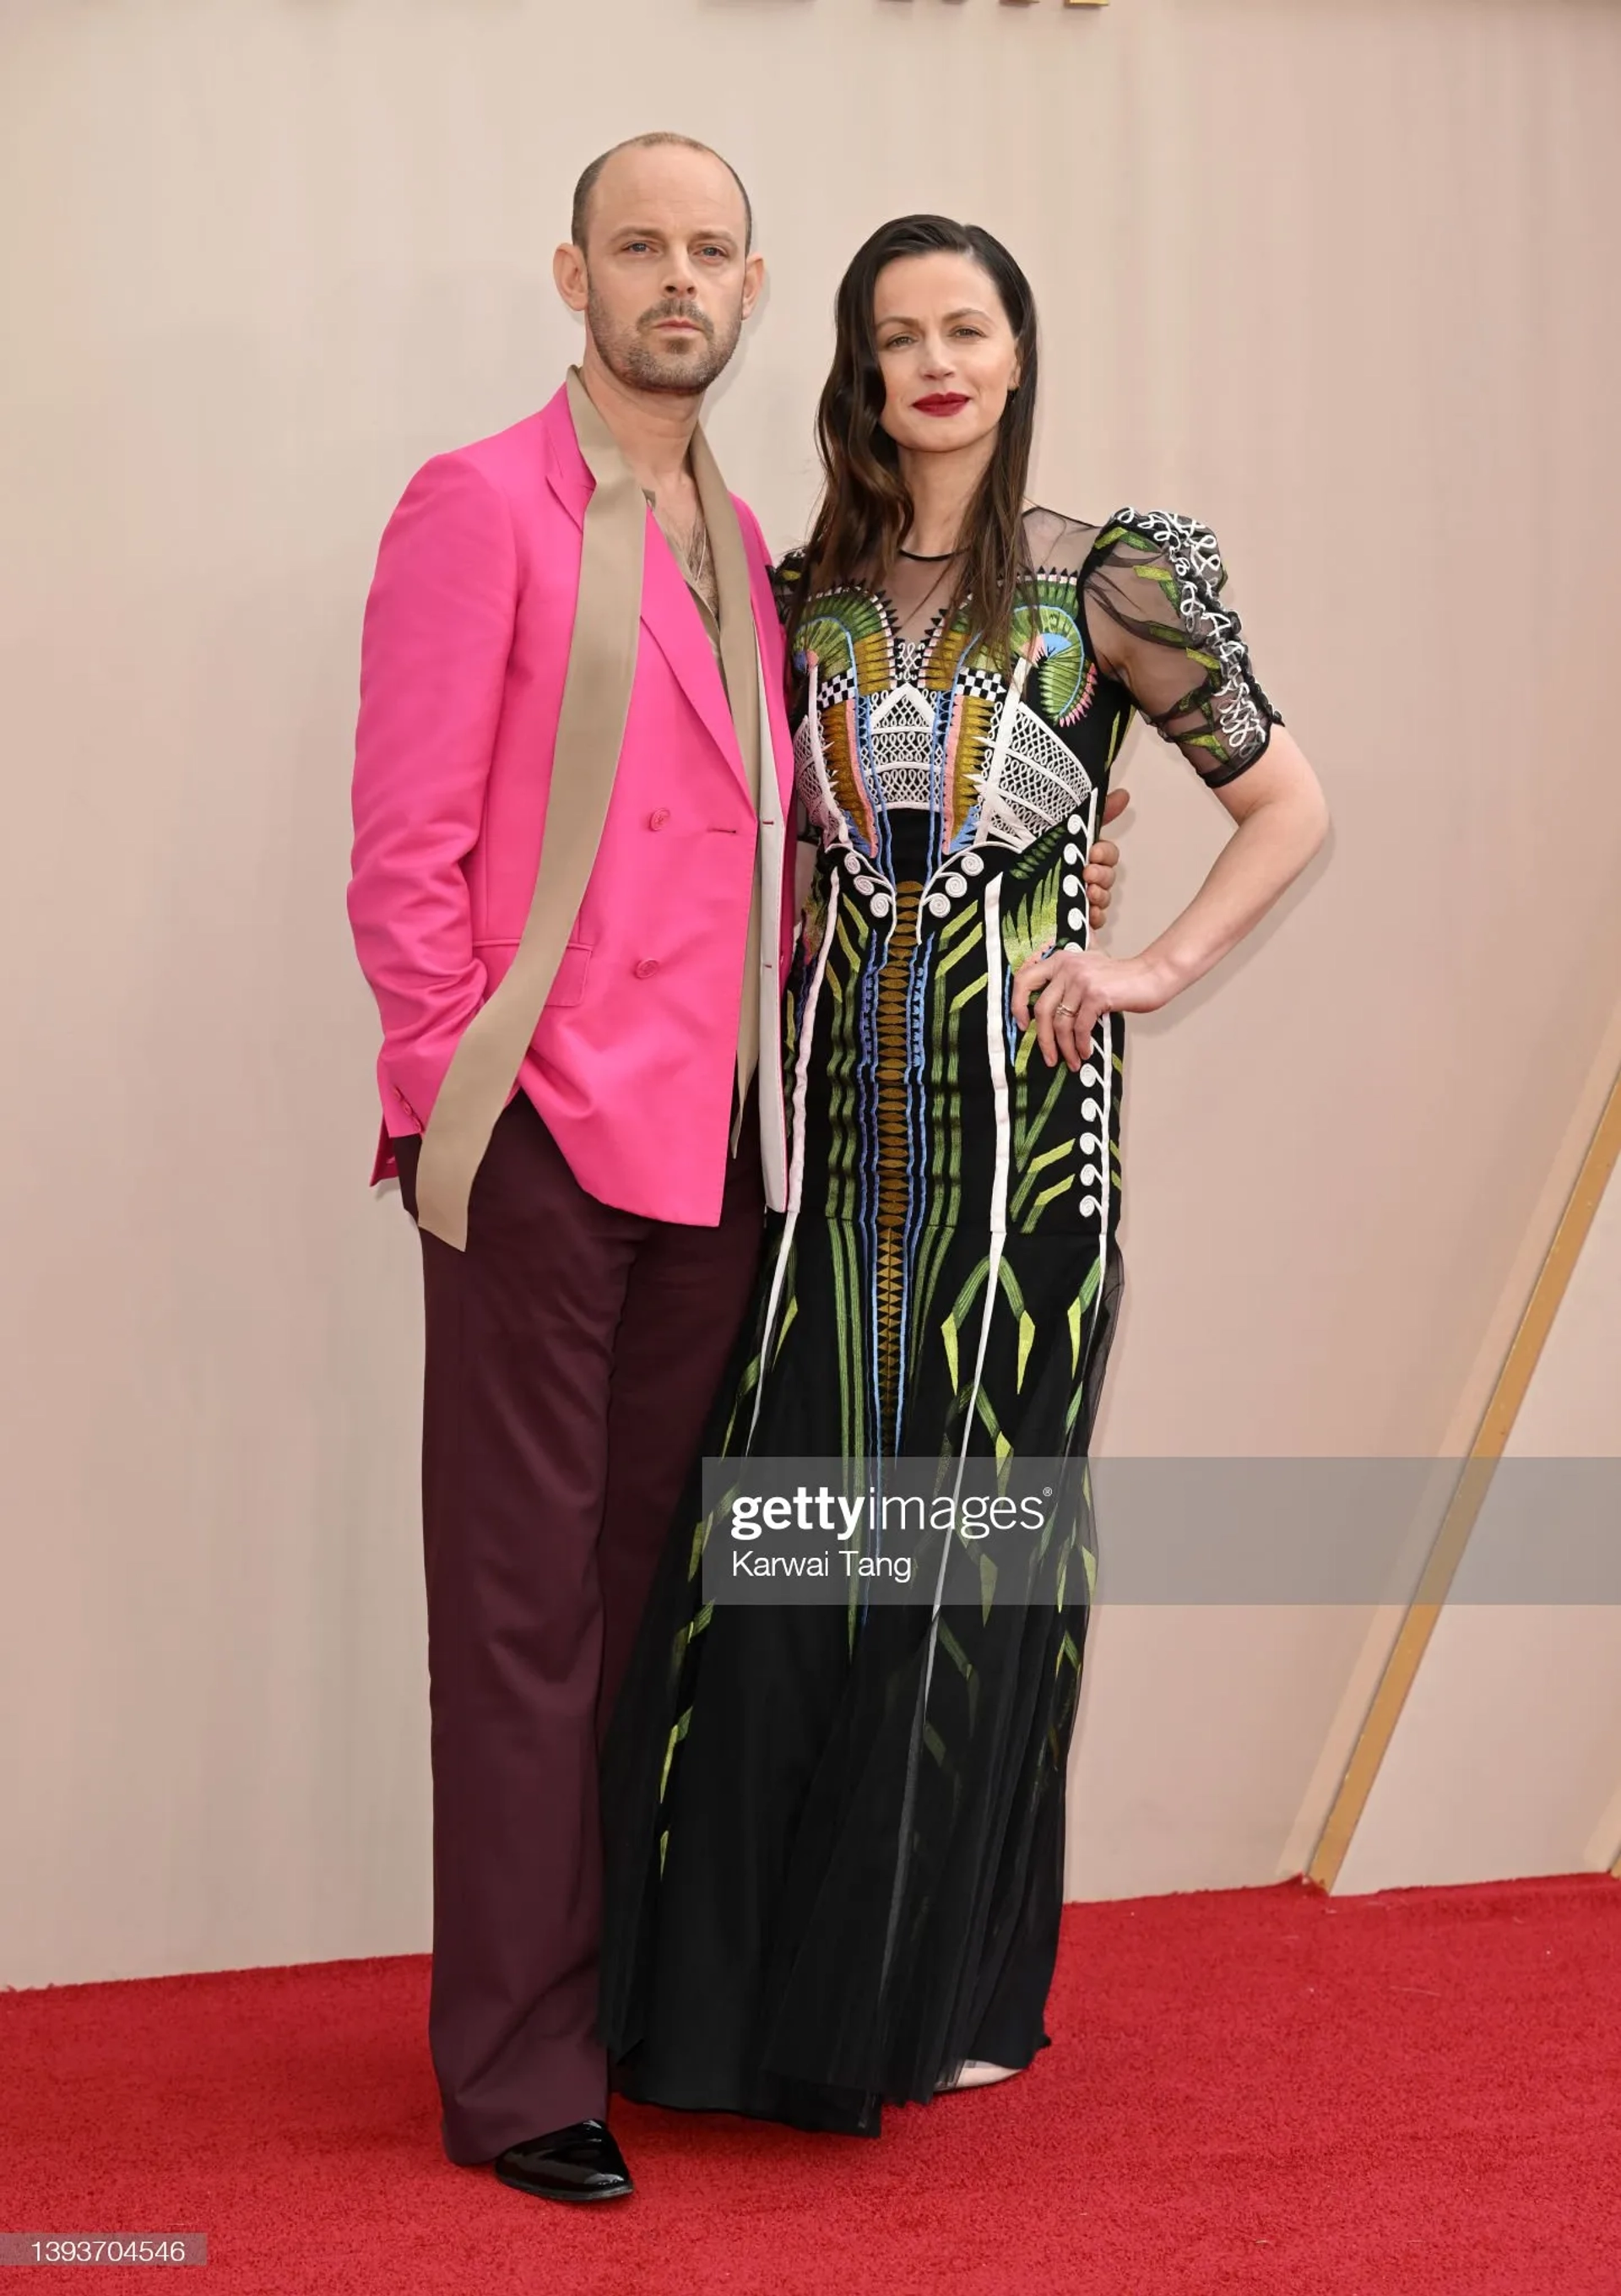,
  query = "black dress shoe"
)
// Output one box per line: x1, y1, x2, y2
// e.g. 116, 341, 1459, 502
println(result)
493, 2120, 634, 2204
